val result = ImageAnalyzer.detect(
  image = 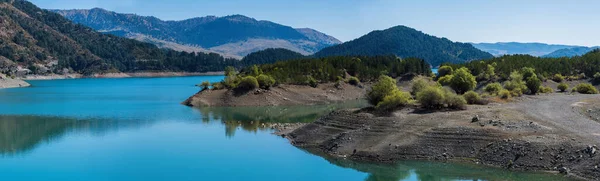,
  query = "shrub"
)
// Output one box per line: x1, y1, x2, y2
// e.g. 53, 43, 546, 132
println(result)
510, 88, 523, 97
463, 91, 482, 105
367, 75, 398, 106
348, 76, 360, 86
197, 81, 210, 90
411, 77, 435, 96
552, 74, 564, 83
437, 66, 453, 78
416, 86, 446, 109
499, 89, 512, 99
376, 89, 413, 111
557, 83, 569, 92
257, 74, 275, 89
521, 67, 536, 80
223, 76, 240, 89
236, 76, 259, 90
594, 72, 600, 81
526, 75, 542, 94
450, 67, 477, 94
484, 83, 503, 95
539, 86, 554, 94
574, 83, 599, 94
444, 89, 467, 110
212, 82, 225, 90
307, 76, 318, 88
437, 75, 453, 86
